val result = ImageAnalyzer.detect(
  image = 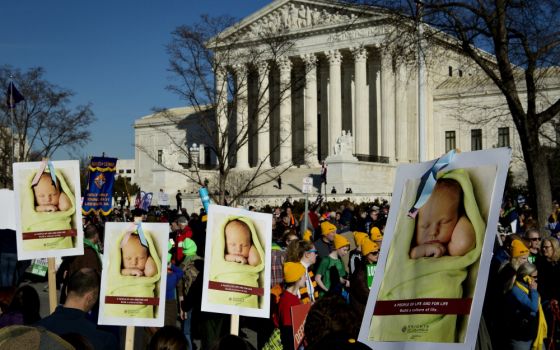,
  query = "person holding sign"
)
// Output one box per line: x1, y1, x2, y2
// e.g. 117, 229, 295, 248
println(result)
350, 239, 379, 319
279, 262, 306, 350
